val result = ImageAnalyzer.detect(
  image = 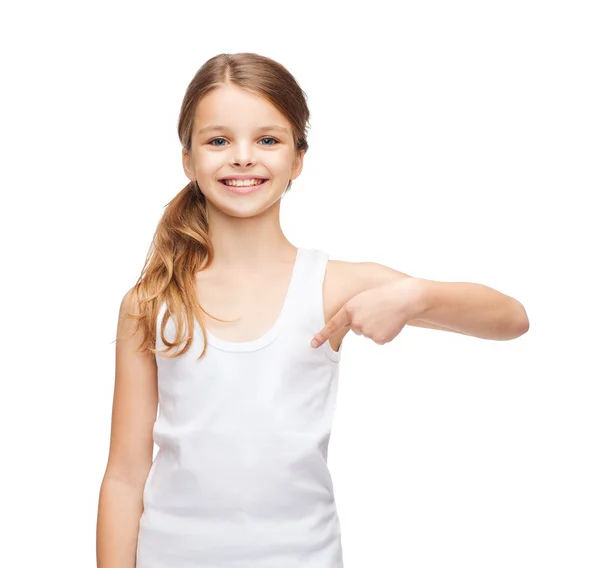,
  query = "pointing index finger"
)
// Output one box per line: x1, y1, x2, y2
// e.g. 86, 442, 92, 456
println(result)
310, 307, 349, 348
